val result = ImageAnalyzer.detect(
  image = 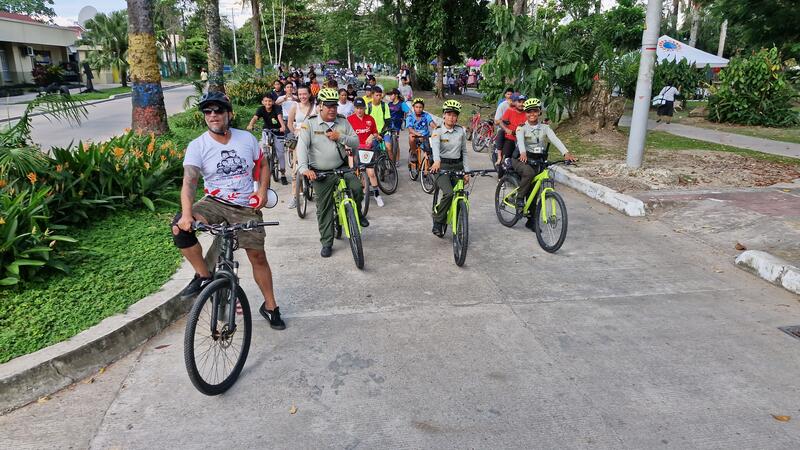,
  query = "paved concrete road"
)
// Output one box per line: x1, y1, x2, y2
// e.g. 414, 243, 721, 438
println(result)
24, 85, 195, 151
3, 137, 800, 448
